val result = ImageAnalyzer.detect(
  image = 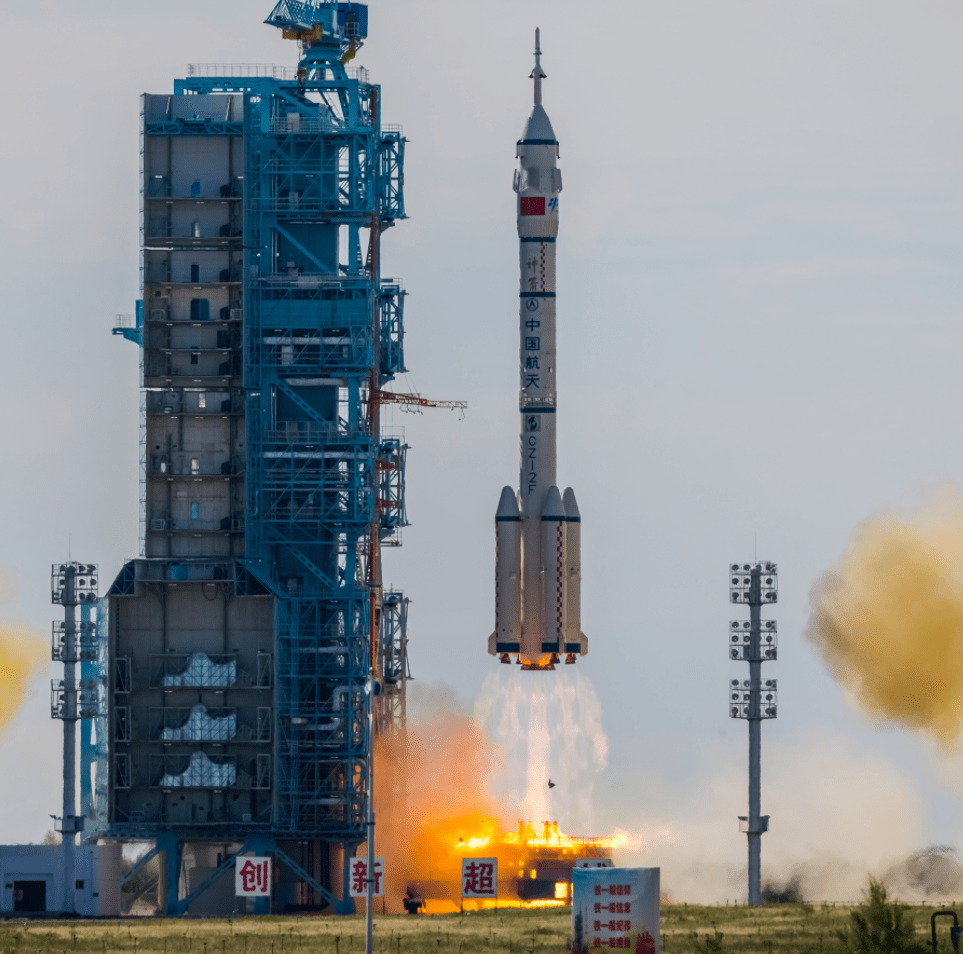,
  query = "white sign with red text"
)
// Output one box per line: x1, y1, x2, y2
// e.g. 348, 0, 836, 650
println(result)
571, 867, 660, 954
349, 857, 384, 898
461, 858, 497, 898
235, 856, 272, 896
576, 858, 614, 869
